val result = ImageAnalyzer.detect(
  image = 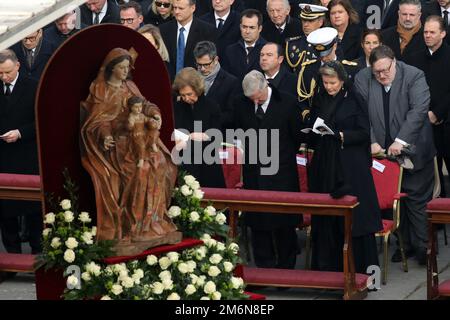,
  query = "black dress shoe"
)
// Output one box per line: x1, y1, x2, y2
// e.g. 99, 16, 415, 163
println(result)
391, 248, 415, 263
